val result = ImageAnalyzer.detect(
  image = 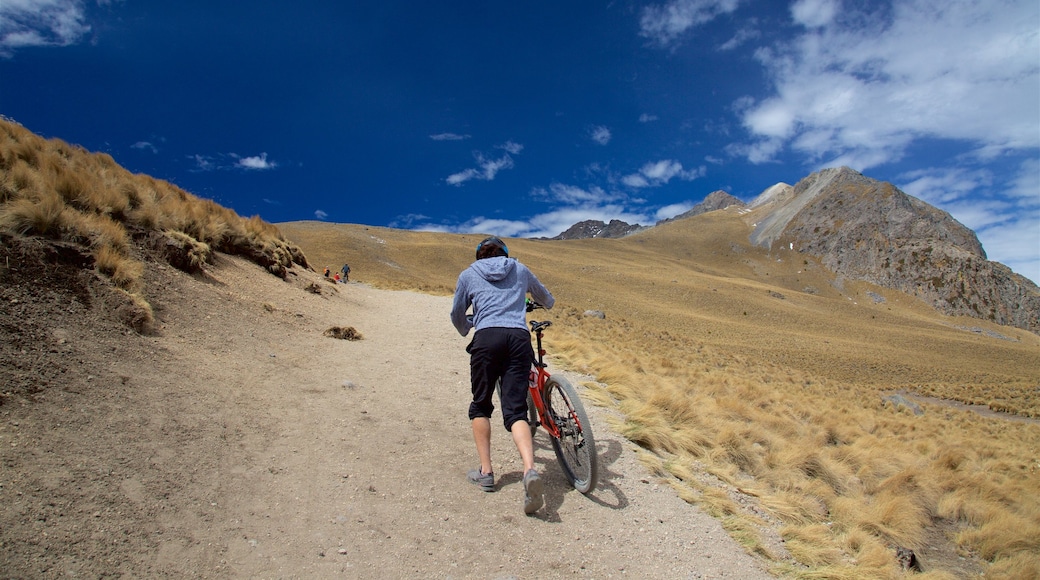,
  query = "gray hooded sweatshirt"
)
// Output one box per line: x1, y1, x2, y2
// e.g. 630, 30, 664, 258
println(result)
450, 256, 554, 337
